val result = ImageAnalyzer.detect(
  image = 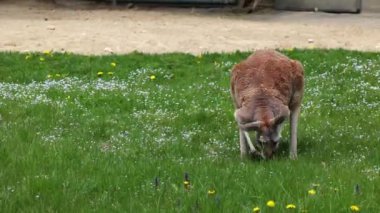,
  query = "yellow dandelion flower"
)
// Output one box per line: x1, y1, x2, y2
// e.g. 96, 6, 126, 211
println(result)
286, 204, 296, 209
150, 75, 156, 80
350, 205, 360, 212
266, 200, 275, 208
207, 189, 216, 196
43, 50, 52, 55
97, 71, 104, 77
47, 74, 53, 79
107, 72, 114, 76
110, 62, 116, 67
55, 74, 61, 77
196, 54, 202, 64
183, 181, 190, 190
39, 57, 45, 62
308, 189, 316, 195
252, 207, 260, 213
